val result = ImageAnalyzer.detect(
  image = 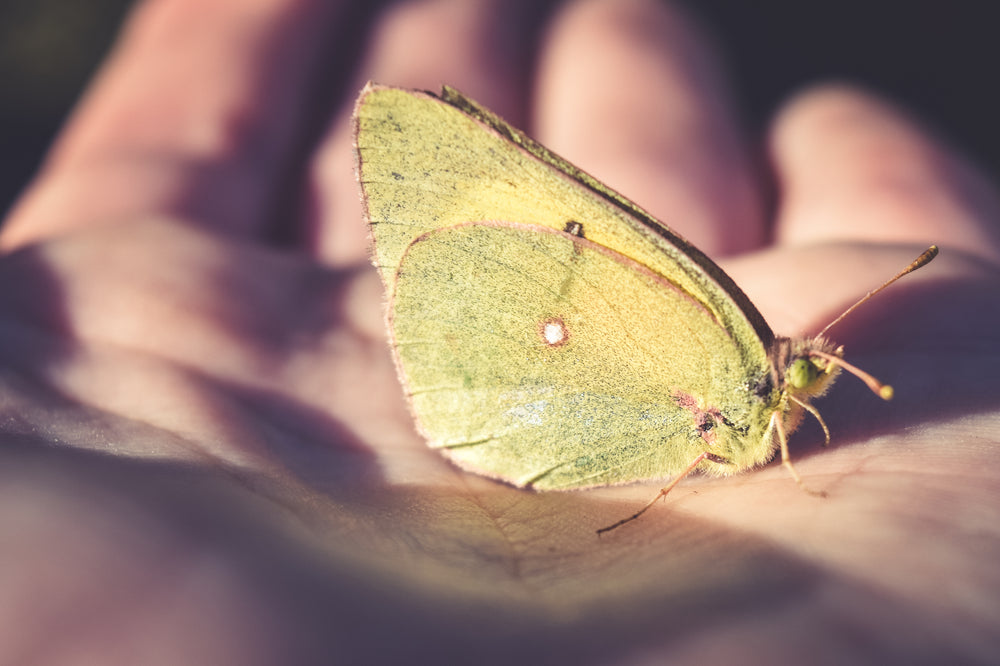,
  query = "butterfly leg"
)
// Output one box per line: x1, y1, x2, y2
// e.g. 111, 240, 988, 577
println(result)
771, 411, 827, 498
788, 394, 831, 446
596, 451, 709, 535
